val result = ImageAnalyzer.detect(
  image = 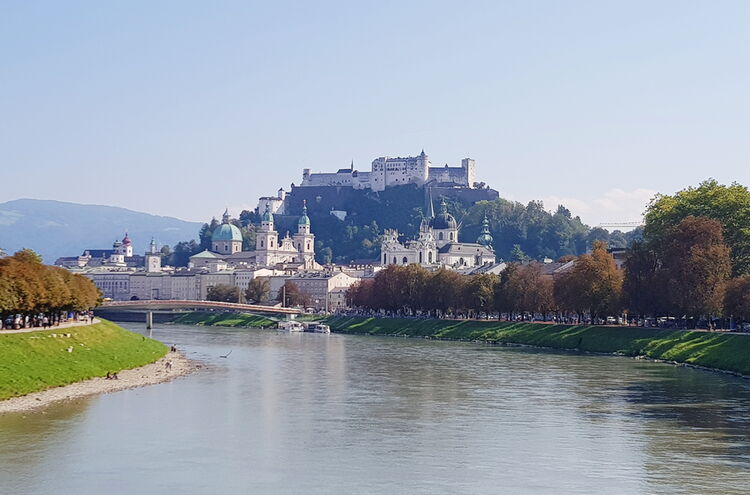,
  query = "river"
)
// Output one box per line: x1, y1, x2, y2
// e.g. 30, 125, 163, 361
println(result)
1, 322, 750, 494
